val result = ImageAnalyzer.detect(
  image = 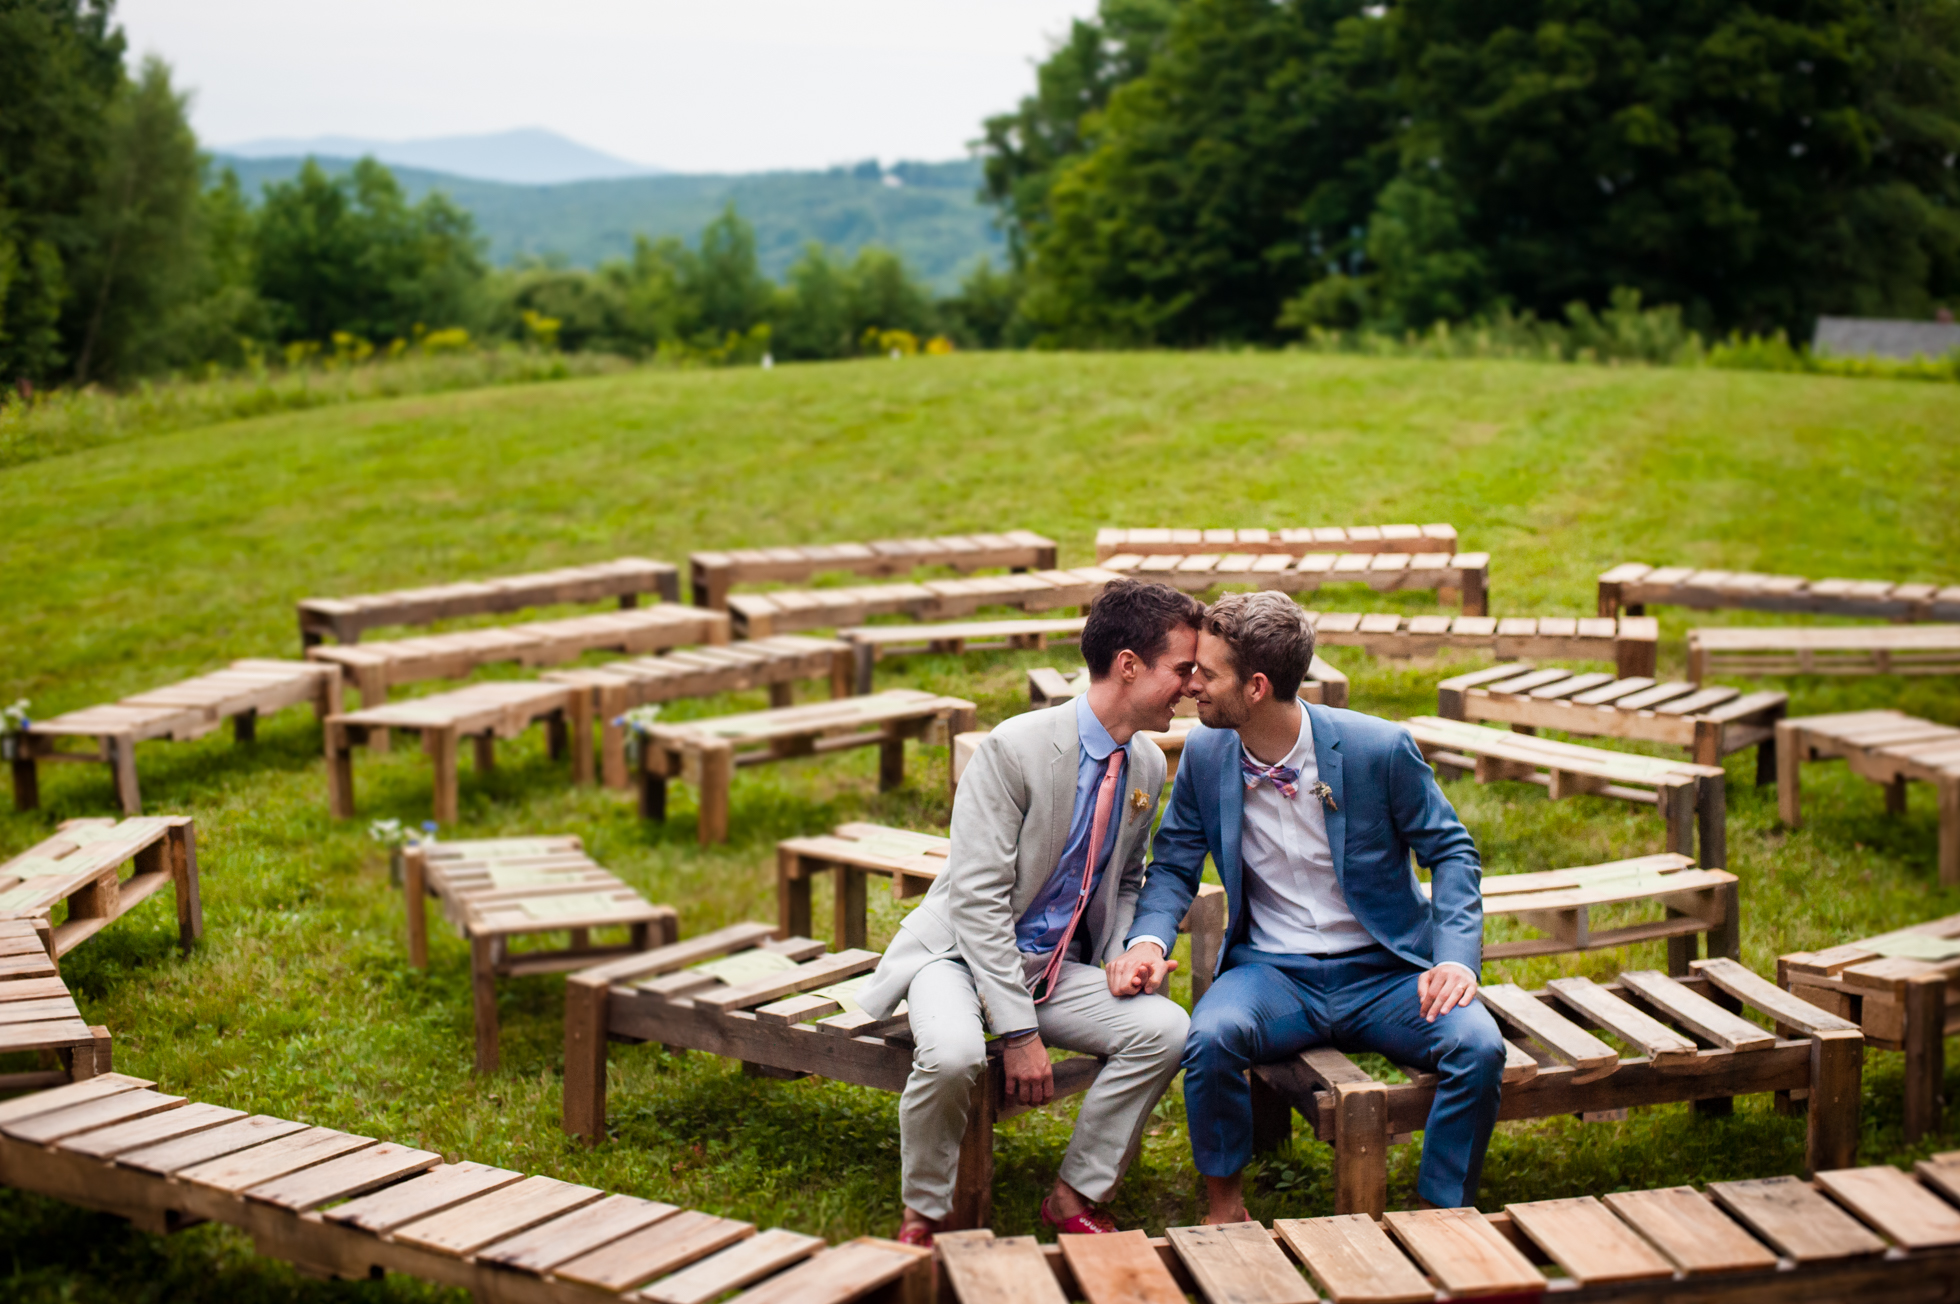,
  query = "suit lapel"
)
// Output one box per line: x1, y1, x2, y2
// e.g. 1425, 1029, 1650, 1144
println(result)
1218, 730, 1245, 909
1308, 704, 1347, 889
1043, 705, 1078, 877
